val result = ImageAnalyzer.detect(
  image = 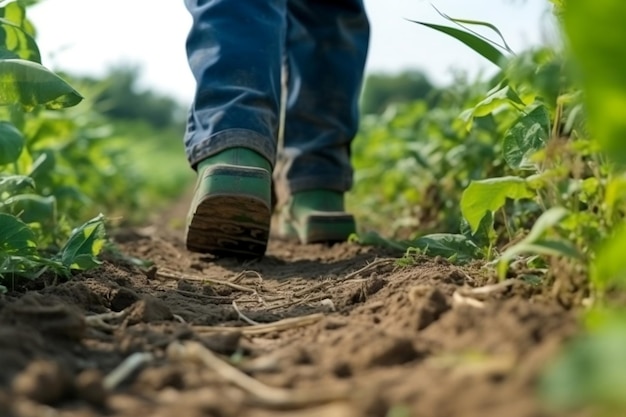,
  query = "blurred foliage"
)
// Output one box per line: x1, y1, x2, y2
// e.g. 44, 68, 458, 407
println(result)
71, 65, 186, 129
360, 70, 436, 114
0, 1, 192, 288
541, 0, 626, 415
